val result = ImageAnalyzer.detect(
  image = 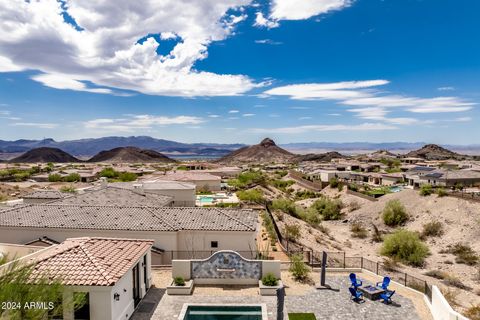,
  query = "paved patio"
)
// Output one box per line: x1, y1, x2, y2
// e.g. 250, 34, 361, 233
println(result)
285, 277, 421, 320
131, 271, 426, 320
